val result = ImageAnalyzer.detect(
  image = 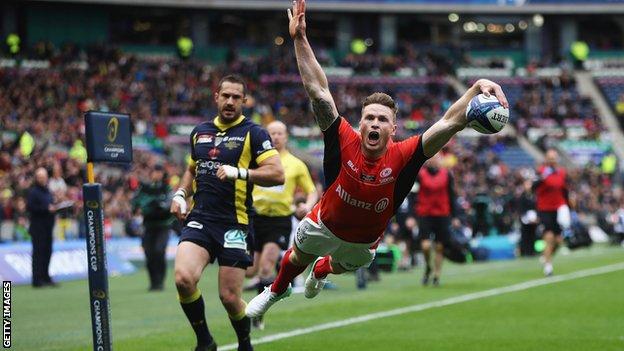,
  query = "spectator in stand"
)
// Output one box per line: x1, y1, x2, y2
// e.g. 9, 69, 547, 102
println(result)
12, 196, 30, 241
601, 151, 618, 180
48, 162, 67, 196
0, 43, 619, 262
615, 93, 624, 117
